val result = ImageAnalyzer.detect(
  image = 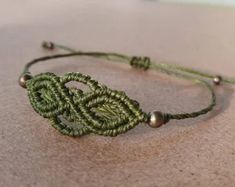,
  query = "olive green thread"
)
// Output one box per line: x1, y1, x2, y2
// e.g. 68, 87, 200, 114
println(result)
19, 41, 235, 137
26, 72, 148, 137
